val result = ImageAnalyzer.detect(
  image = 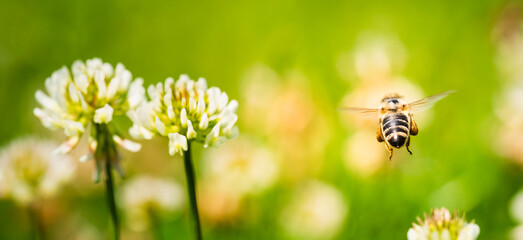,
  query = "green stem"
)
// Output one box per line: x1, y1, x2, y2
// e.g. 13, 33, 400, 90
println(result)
148, 207, 162, 240
28, 202, 46, 240
95, 124, 120, 240
105, 156, 120, 240
183, 141, 202, 240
